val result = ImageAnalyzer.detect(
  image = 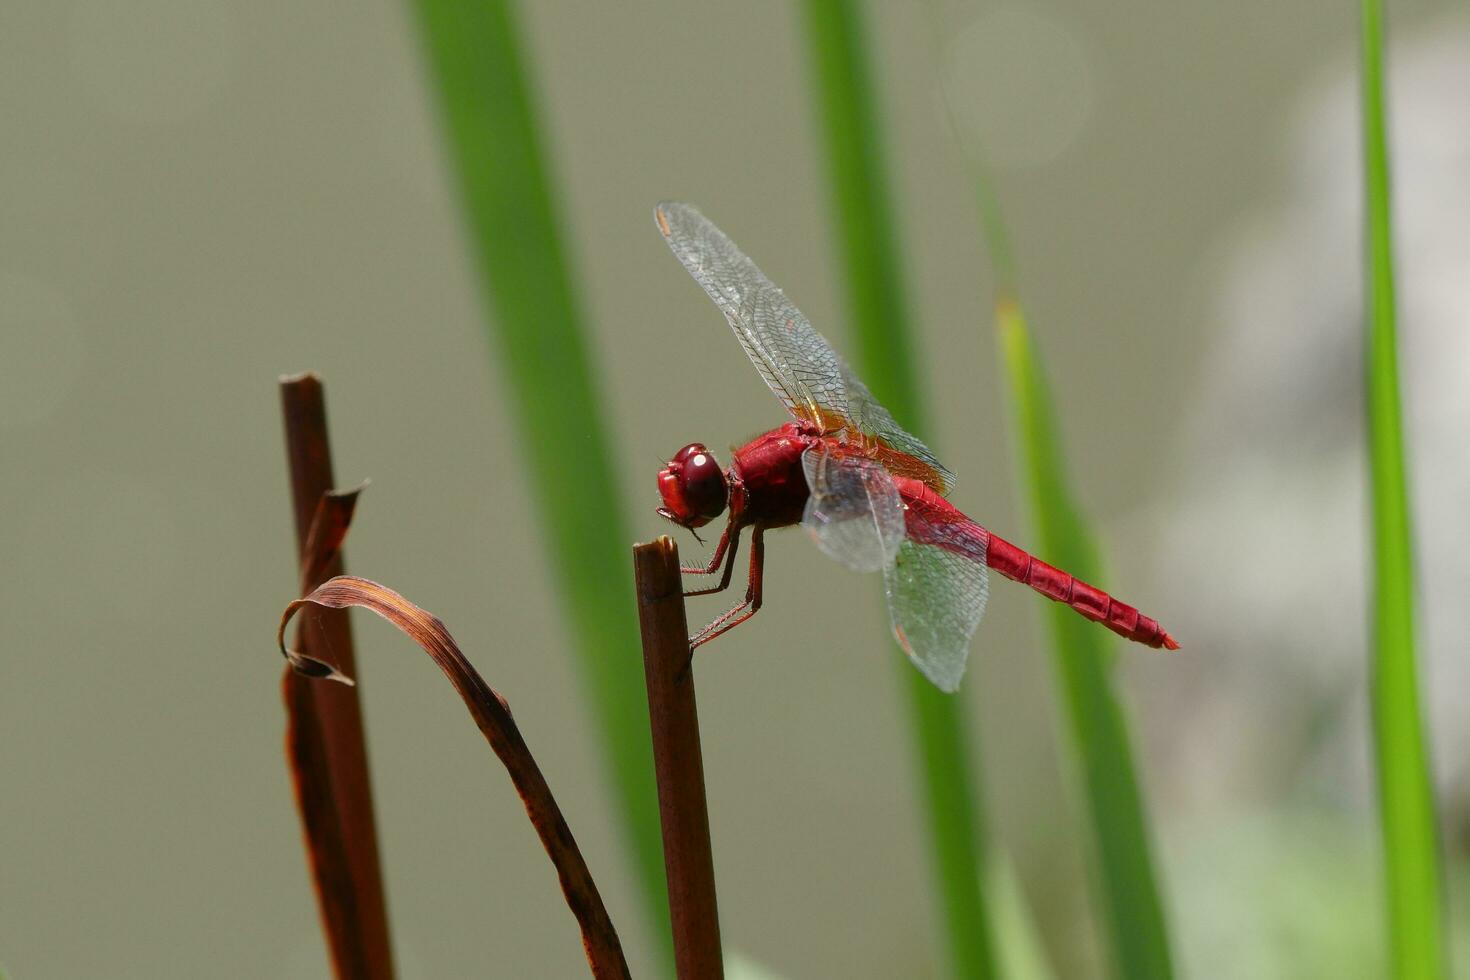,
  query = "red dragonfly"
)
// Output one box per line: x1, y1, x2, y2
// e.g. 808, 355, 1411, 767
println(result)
653, 202, 1177, 691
